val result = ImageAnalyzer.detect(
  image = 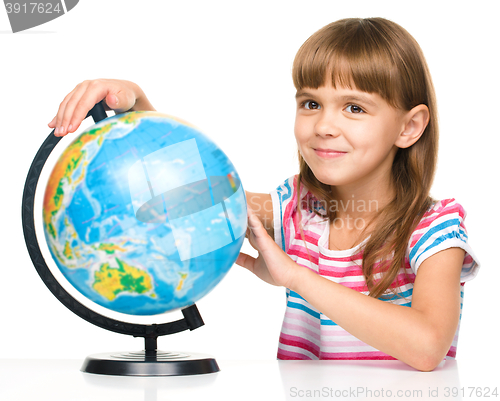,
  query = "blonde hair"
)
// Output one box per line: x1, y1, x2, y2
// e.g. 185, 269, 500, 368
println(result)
293, 18, 438, 298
